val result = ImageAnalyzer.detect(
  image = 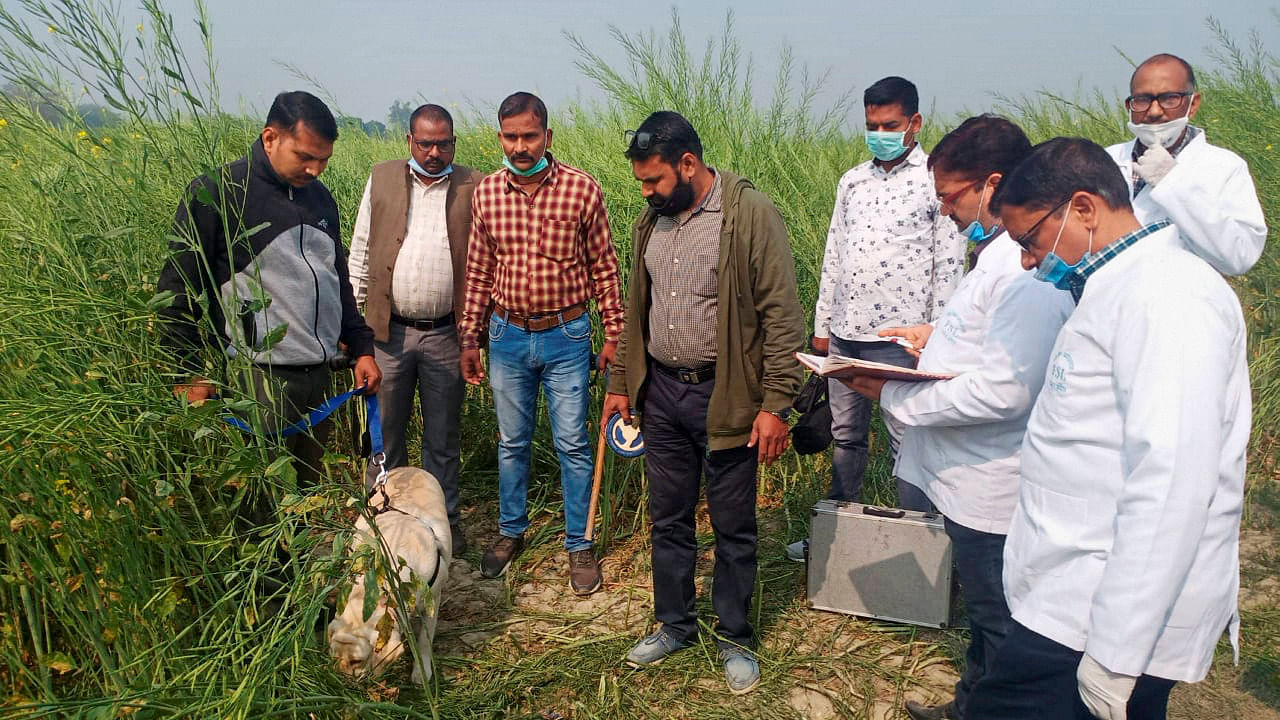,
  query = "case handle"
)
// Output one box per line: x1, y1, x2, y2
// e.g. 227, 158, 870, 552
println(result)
862, 506, 906, 519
